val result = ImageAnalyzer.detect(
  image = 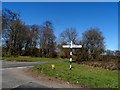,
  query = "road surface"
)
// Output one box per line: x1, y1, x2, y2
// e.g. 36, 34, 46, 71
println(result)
2, 61, 55, 68
2, 61, 50, 90
1, 61, 81, 90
